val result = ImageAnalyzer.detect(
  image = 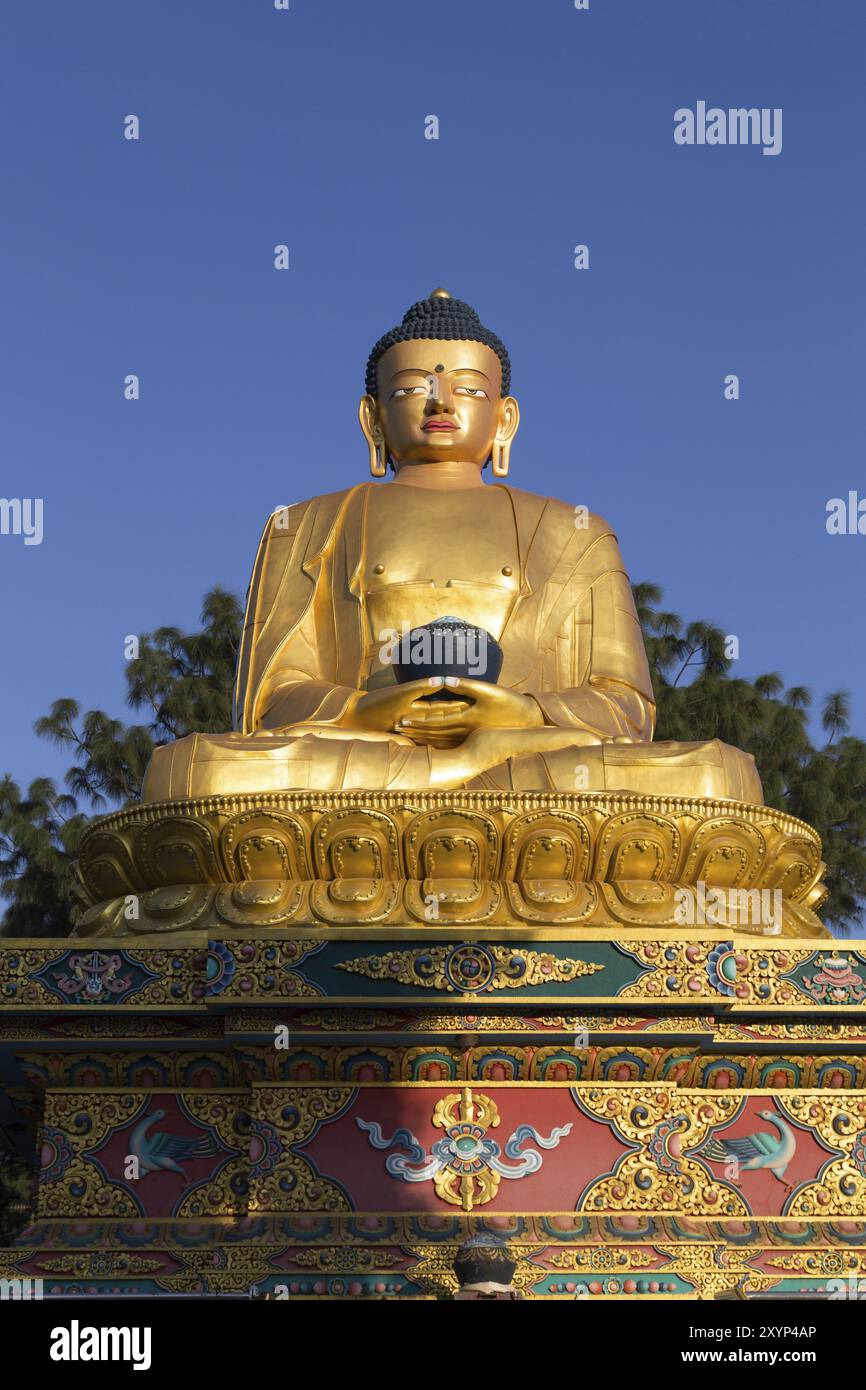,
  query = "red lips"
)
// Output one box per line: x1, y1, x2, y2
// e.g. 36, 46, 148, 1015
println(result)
422, 420, 458, 431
